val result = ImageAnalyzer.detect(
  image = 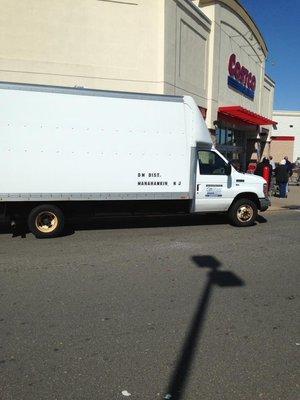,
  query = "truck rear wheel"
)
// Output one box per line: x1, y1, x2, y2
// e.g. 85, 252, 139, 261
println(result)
28, 204, 64, 238
228, 198, 257, 227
